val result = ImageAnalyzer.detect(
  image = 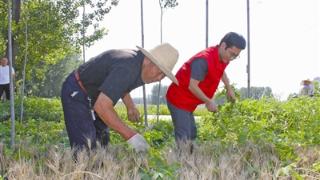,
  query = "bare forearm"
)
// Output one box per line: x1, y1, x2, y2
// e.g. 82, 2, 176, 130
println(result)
189, 78, 211, 103
122, 93, 135, 109
222, 72, 232, 90
101, 108, 135, 140
94, 93, 136, 140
